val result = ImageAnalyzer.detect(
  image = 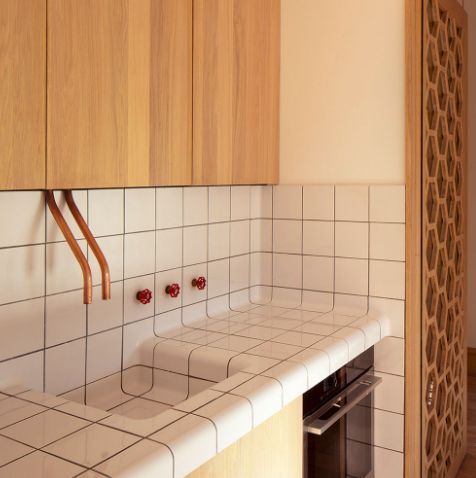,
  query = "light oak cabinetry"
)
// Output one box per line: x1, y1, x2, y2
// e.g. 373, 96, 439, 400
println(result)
193, 0, 280, 185
1, 0, 278, 189
0, 0, 46, 190
47, 0, 192, 189
187, 397, 302, 478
